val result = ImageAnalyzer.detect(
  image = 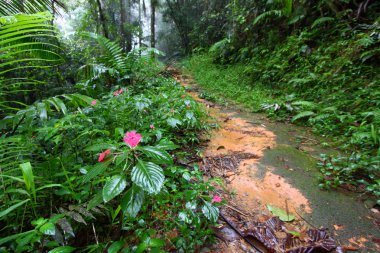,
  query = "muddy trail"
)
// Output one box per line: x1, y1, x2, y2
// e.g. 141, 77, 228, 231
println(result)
173, 71, 380, 252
